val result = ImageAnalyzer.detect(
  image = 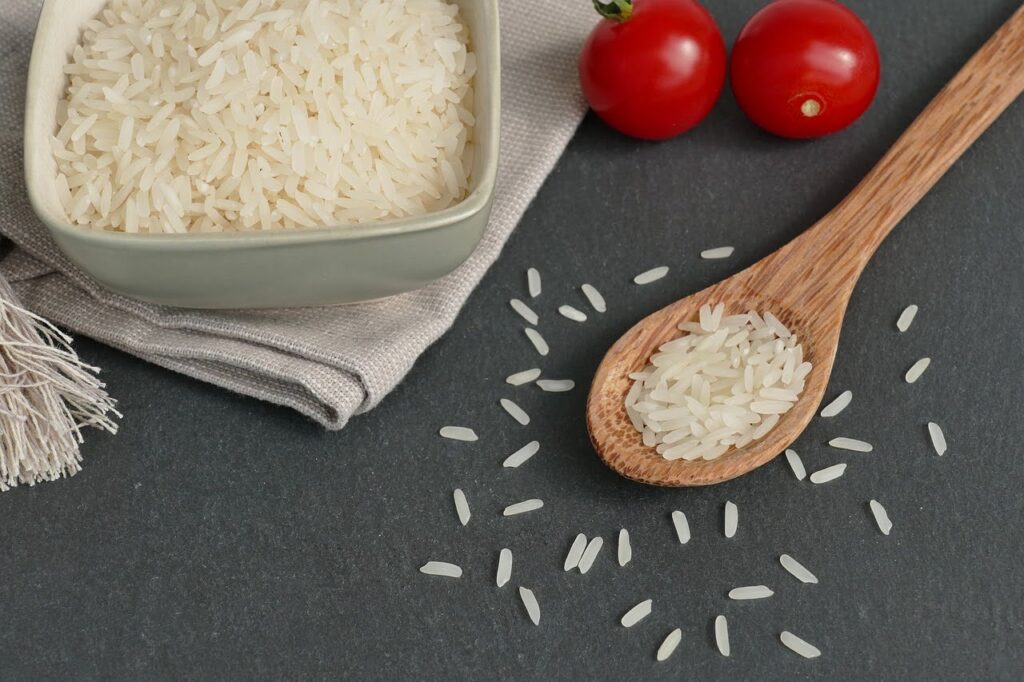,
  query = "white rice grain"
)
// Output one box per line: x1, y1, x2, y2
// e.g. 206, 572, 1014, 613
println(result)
558, 305, 588, 322
897, 305, 919, 332
785, 449, 807, 481
440, 426, 478, 442
869, 499, 892, 535
829, 437, 873, 453
618, 528, 632, 567
715, 615, 730, 656
728, 585, 774, 600
500, 398, 530, 426
510, 299, 539, 326
820, 390, 853, 418
671, 510, 690, 544
809, 463, 847, 484
763, 311, 792, 338
453, 488, 471, 526
496, 548, 512, 587
519, 586, 541, 625
620, 599, 652, 627
577, 536, 604, 574
503, 499, 544, 516
724, 501, 738, 538
527, 268, 542, 298
634, 266, 669, 285
524, 328, 550, 356
506, 368, 542, 386
905, 357, 931, 384
536, 379, 575, 393
503, 441, 540, 468
420, 561, 462, 578
780, 631, 821, 659
780, 554, 818, 584
928, 422, 947, 456
582, 284, 607, 313
657, 628, 682, 662
701, 247, 735, 260
564, 533, 588, 571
